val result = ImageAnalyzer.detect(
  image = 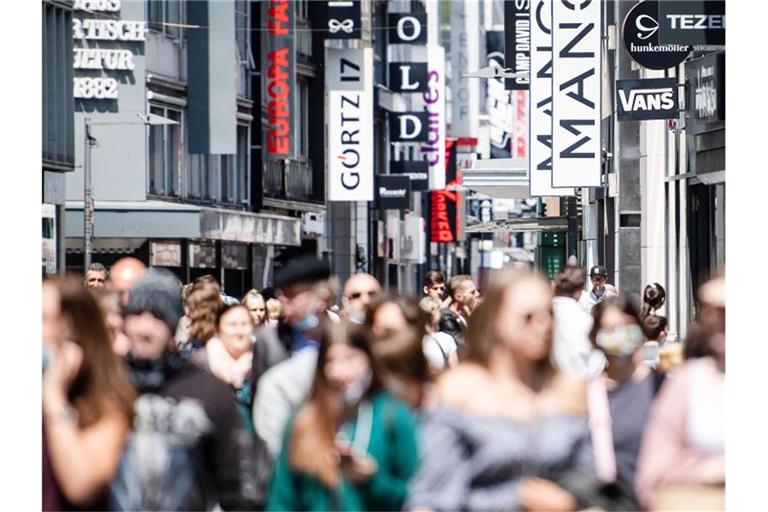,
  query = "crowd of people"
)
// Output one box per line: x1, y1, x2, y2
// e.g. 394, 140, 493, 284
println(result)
43, 256, 725, 511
